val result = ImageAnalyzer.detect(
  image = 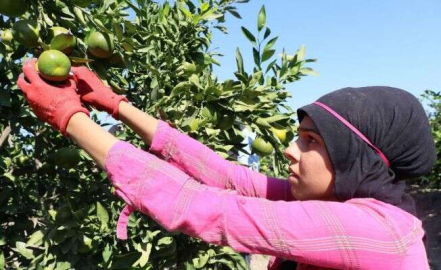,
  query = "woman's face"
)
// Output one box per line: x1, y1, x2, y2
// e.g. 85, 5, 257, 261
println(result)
284, 115, 336, 201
